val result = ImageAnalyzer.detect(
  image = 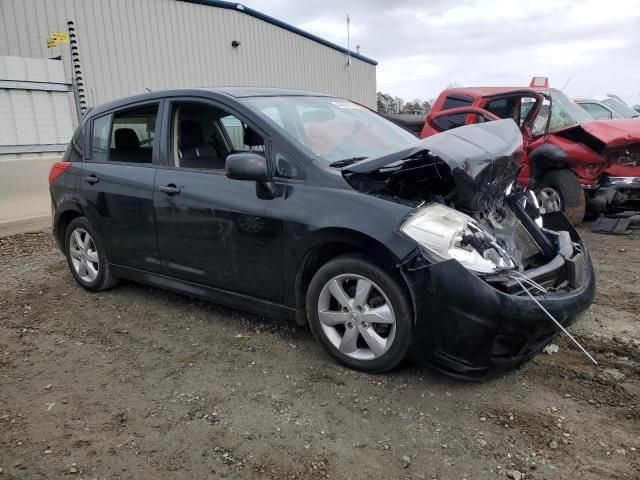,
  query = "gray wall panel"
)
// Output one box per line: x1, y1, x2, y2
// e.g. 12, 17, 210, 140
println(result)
0, 0, 376, 109
0, 56, 74, 152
